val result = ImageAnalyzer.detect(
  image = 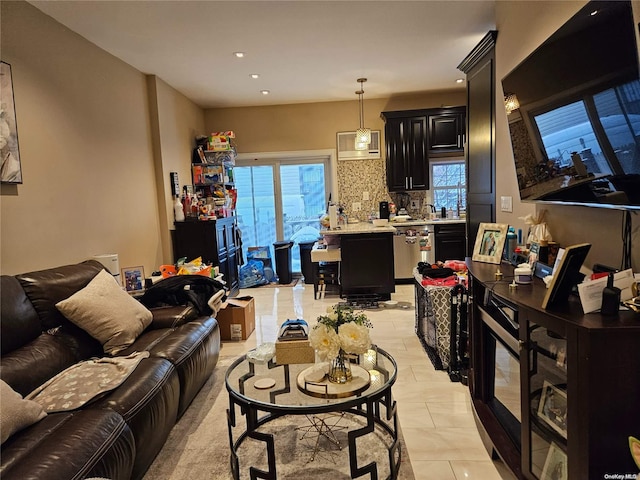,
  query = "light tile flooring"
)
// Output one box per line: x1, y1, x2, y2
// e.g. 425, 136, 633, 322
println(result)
220, 281, 512, 480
